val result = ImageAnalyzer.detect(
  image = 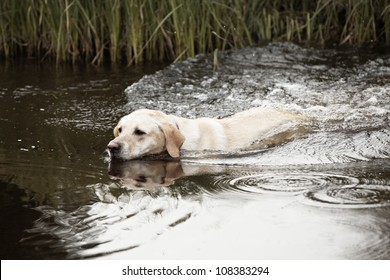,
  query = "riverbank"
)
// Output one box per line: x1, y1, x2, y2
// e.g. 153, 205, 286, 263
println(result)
1, 0, 390, 65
